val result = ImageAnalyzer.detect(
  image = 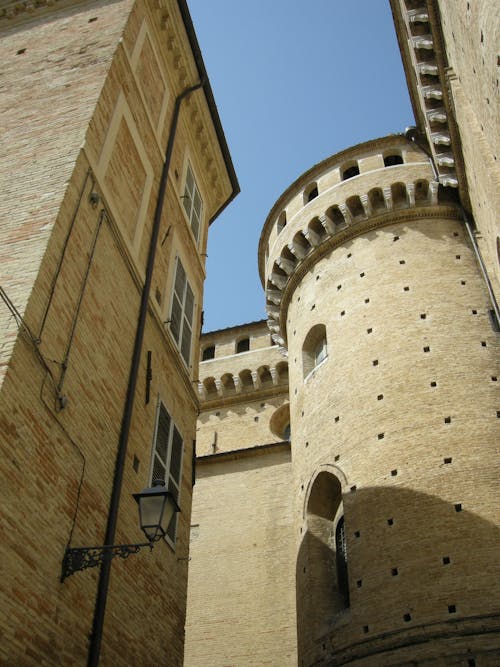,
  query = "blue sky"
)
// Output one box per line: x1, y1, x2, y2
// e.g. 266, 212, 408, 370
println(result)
188, 0, 415, 332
